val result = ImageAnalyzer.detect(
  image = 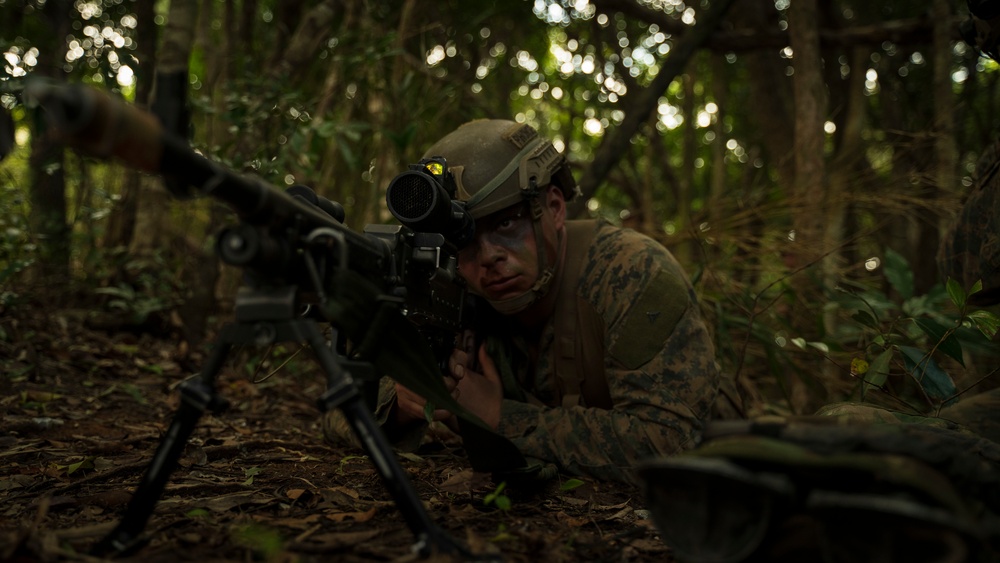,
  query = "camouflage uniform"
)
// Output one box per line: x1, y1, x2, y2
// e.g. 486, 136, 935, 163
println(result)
326, 219, 745, 484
